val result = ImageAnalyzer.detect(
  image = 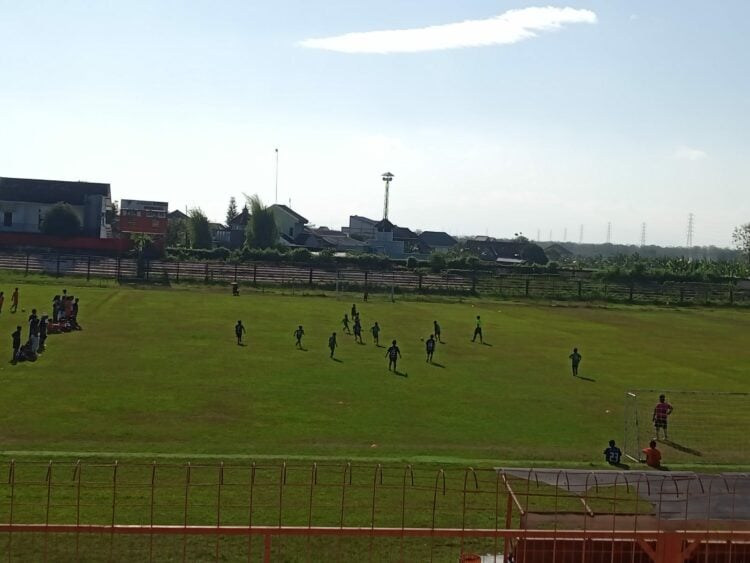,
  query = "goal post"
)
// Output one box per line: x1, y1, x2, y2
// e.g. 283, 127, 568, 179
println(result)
623, 389, 750, 465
